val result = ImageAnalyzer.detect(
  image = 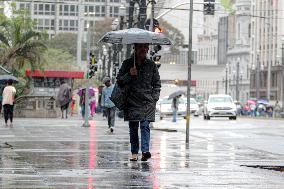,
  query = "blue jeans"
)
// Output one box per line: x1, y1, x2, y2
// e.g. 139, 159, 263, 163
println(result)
172, 109, 177, 122
129, 121, 150, 154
